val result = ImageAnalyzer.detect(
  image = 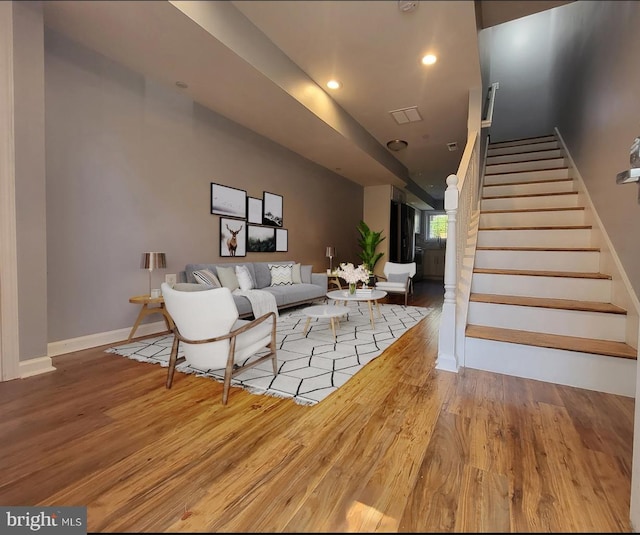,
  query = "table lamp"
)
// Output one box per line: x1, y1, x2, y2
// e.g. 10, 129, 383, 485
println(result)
325, 246, 335, 273
140, 252, 166, 295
